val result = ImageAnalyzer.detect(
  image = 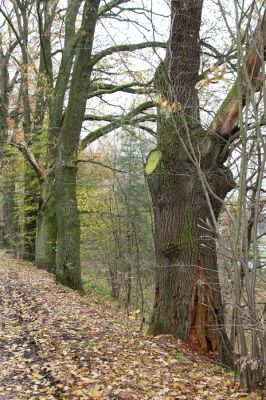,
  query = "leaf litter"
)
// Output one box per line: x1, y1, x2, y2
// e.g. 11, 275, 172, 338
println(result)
0, 251, 262, 399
